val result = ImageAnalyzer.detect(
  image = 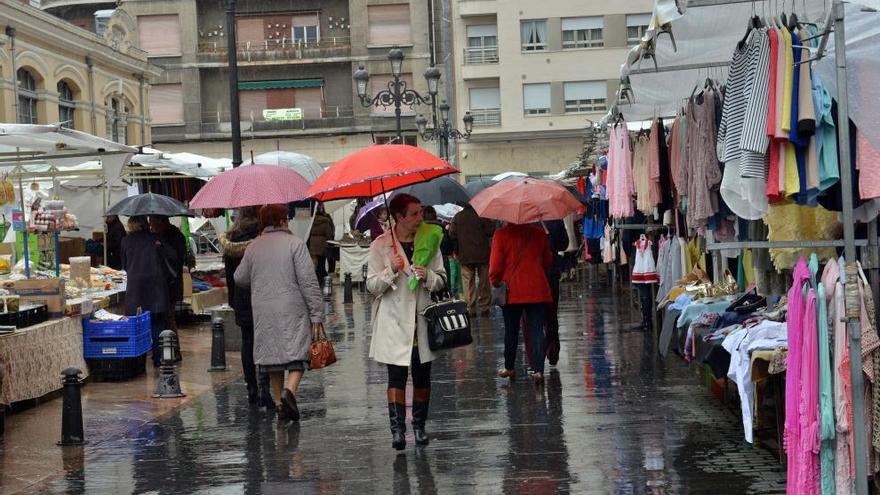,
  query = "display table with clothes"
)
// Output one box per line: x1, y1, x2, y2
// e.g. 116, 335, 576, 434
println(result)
331, 241, 371, 282
0, 317, 88, 405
